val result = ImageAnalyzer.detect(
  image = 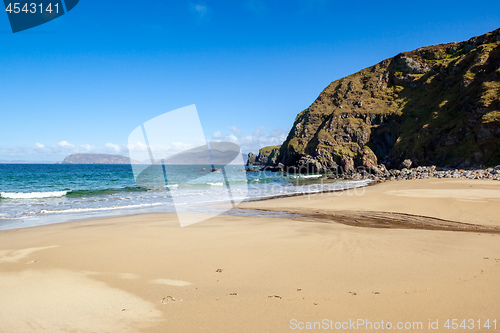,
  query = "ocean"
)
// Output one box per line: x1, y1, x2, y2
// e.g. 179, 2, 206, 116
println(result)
0, 164, 369, 230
